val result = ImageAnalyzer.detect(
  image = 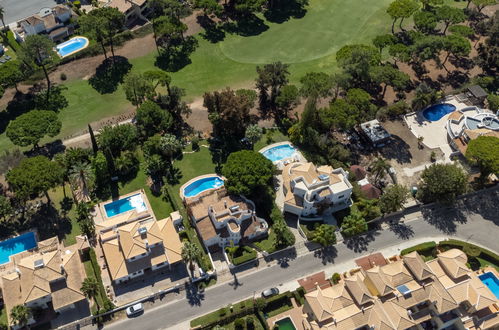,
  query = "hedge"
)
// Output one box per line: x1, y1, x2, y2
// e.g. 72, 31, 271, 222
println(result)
263, 292, 293, 317
228, 246, 257, 266
85, 249, 115, 318
400, 241, 437, 256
